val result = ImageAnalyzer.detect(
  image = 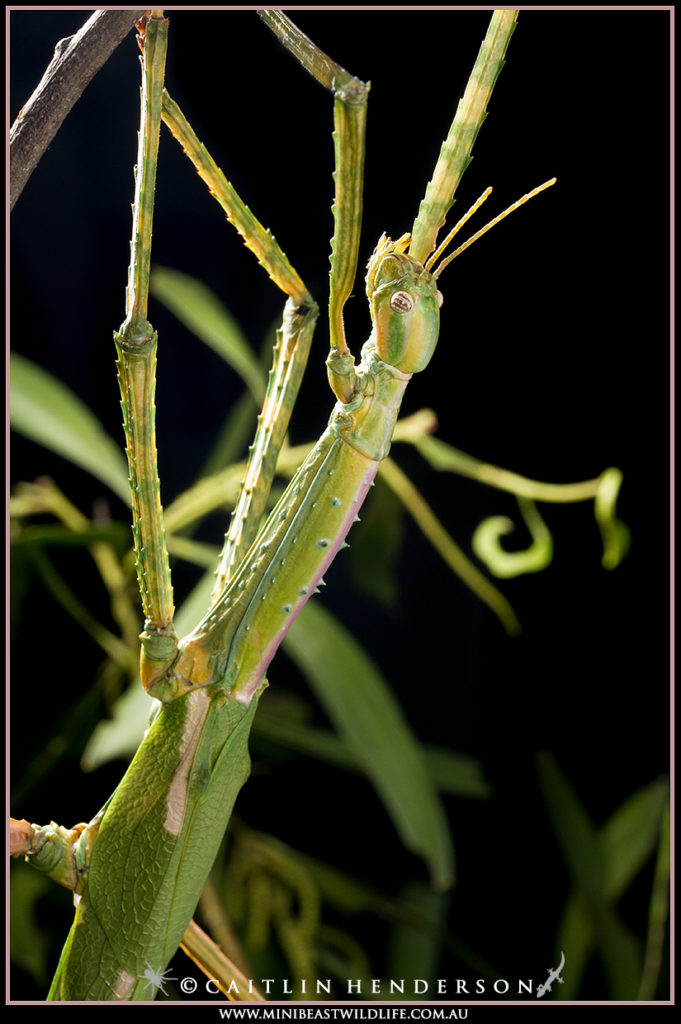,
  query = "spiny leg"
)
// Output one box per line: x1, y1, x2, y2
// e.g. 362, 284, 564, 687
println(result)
159, 16, 369, 689
14, 18, 234, 995
160, 93, 319, 607
113, 12, 178, 694
212, 305, 319, 597
407, 10, 554, 275
163, 14, 370, 697
258, 11, 369, 403
409, 10, 518, 266
161, 91, 311, 308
